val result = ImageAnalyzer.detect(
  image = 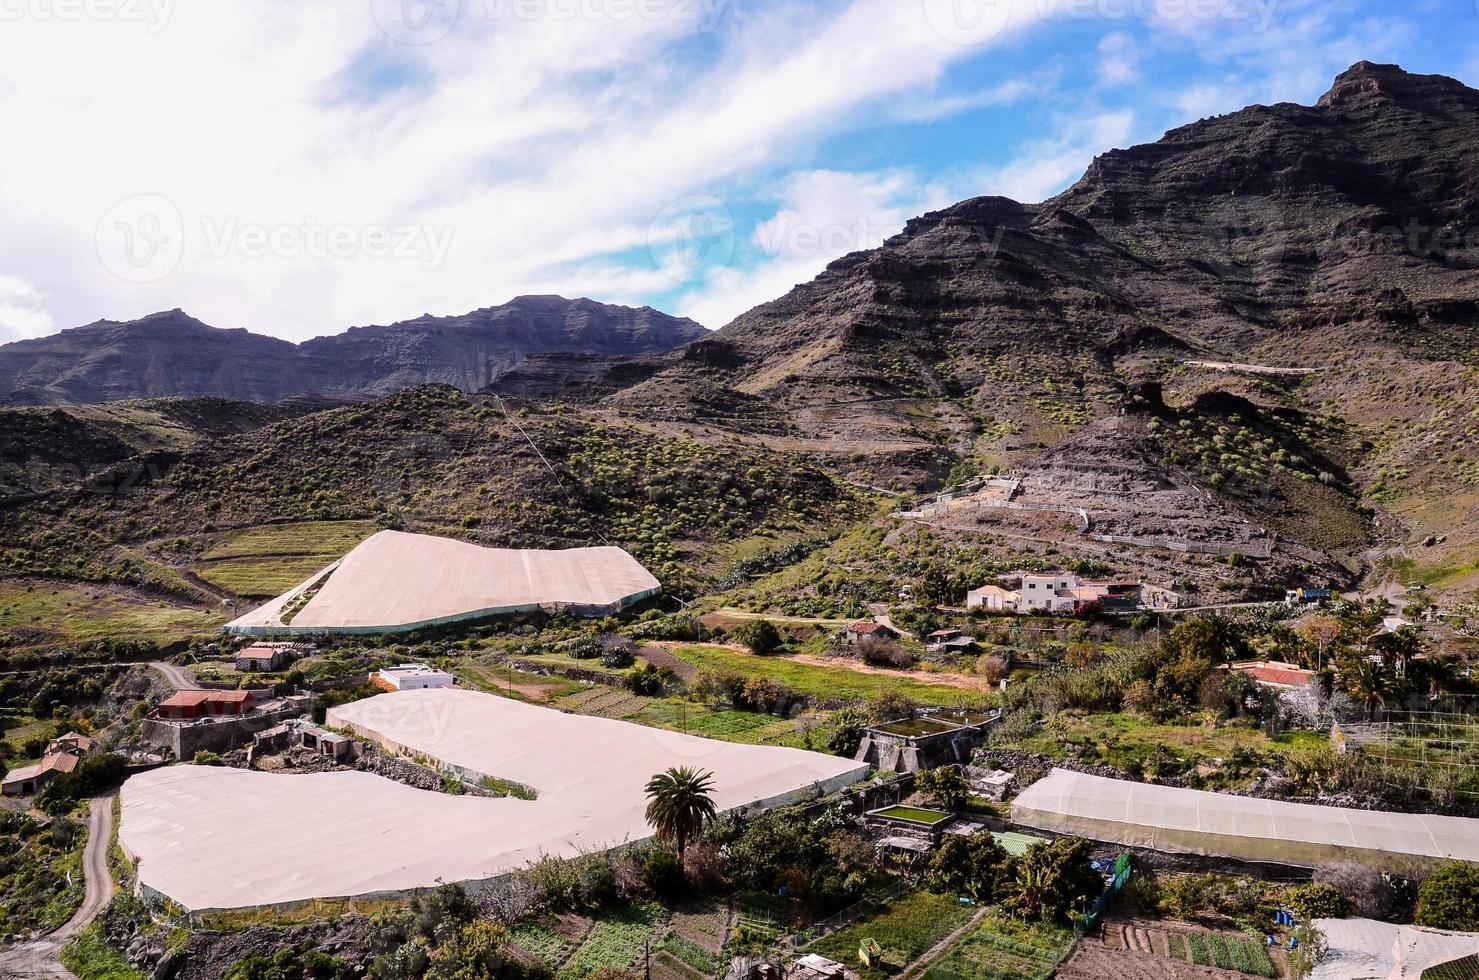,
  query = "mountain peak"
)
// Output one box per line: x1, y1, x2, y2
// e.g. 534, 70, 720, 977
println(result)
1317, 61, 1473, 109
